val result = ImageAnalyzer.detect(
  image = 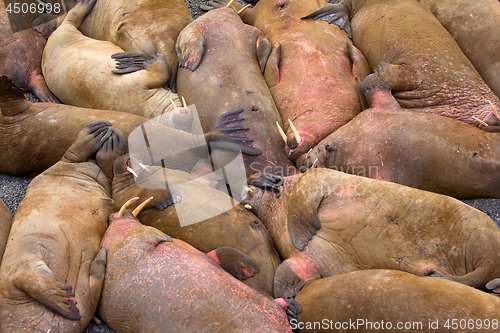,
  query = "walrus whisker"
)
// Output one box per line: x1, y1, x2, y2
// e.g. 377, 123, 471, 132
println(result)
311, 158, 318, 168
276, 121, 287, 144
132, 196, 154, 217
226, 0, 235, 7
244, 204, 252, 210
305, 148, 312, 160
126, 166, 139, 178
487, 100, 499, 119
117, 197, 140, 217
472, 116, 489, 127
170, 99, 178, 110
138, 162, 149, 171
238, 4, 251, 14
288, 119, 301, 144
181, 96, 187, 108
